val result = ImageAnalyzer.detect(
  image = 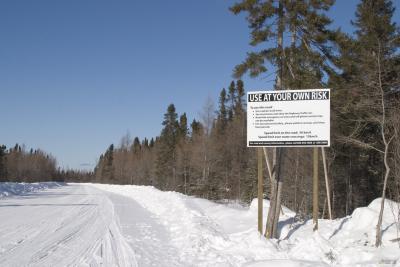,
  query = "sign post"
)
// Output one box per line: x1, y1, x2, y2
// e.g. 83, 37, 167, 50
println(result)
247, 89, 330, 235
257, 147, 263, 234
313, 147, 319, 231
